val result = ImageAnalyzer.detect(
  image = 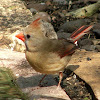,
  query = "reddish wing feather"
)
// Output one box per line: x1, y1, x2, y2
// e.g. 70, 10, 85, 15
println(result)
71, 25, 93, 43
70, 25, 85, 38
59, 25, 93, 58
60, 46, 78, 58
